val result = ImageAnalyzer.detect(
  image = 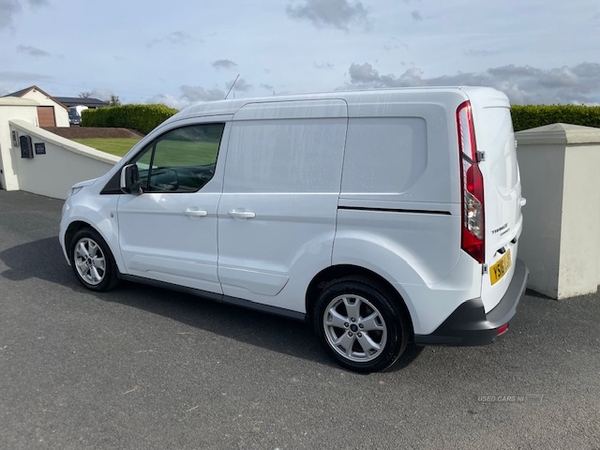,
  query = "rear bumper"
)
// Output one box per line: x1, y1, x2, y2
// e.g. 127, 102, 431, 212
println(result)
414, 259, 528, 346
